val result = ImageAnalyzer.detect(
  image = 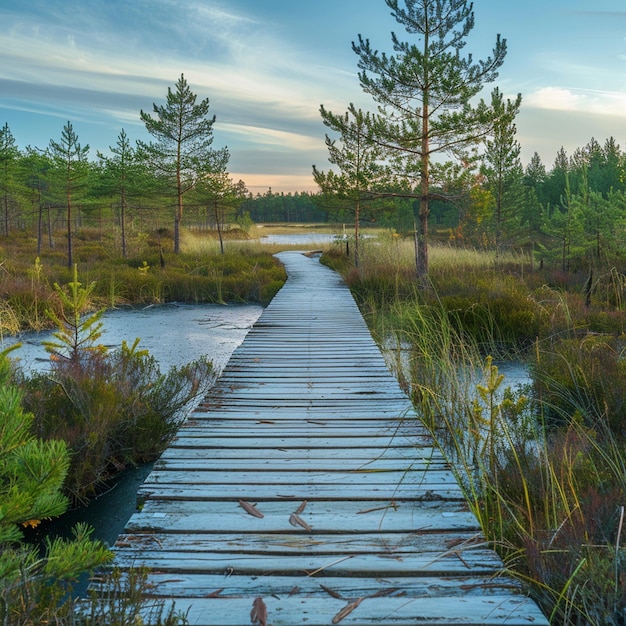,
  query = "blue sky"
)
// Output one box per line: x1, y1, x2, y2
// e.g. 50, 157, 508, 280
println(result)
1, 0, 626, 193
